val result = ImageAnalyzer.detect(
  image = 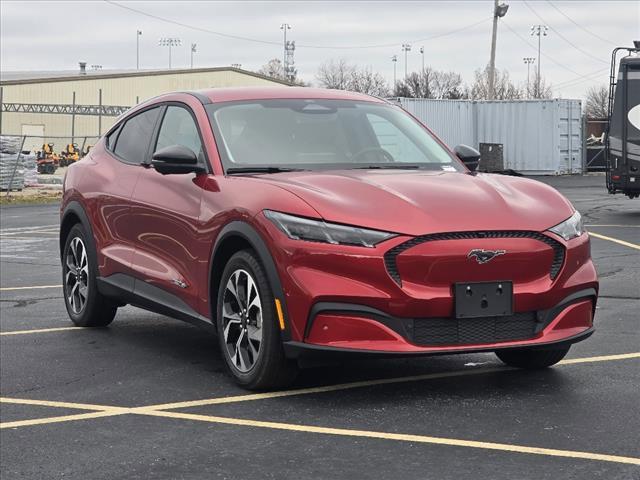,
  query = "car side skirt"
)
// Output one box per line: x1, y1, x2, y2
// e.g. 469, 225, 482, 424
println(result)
97, 273, 215, 333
